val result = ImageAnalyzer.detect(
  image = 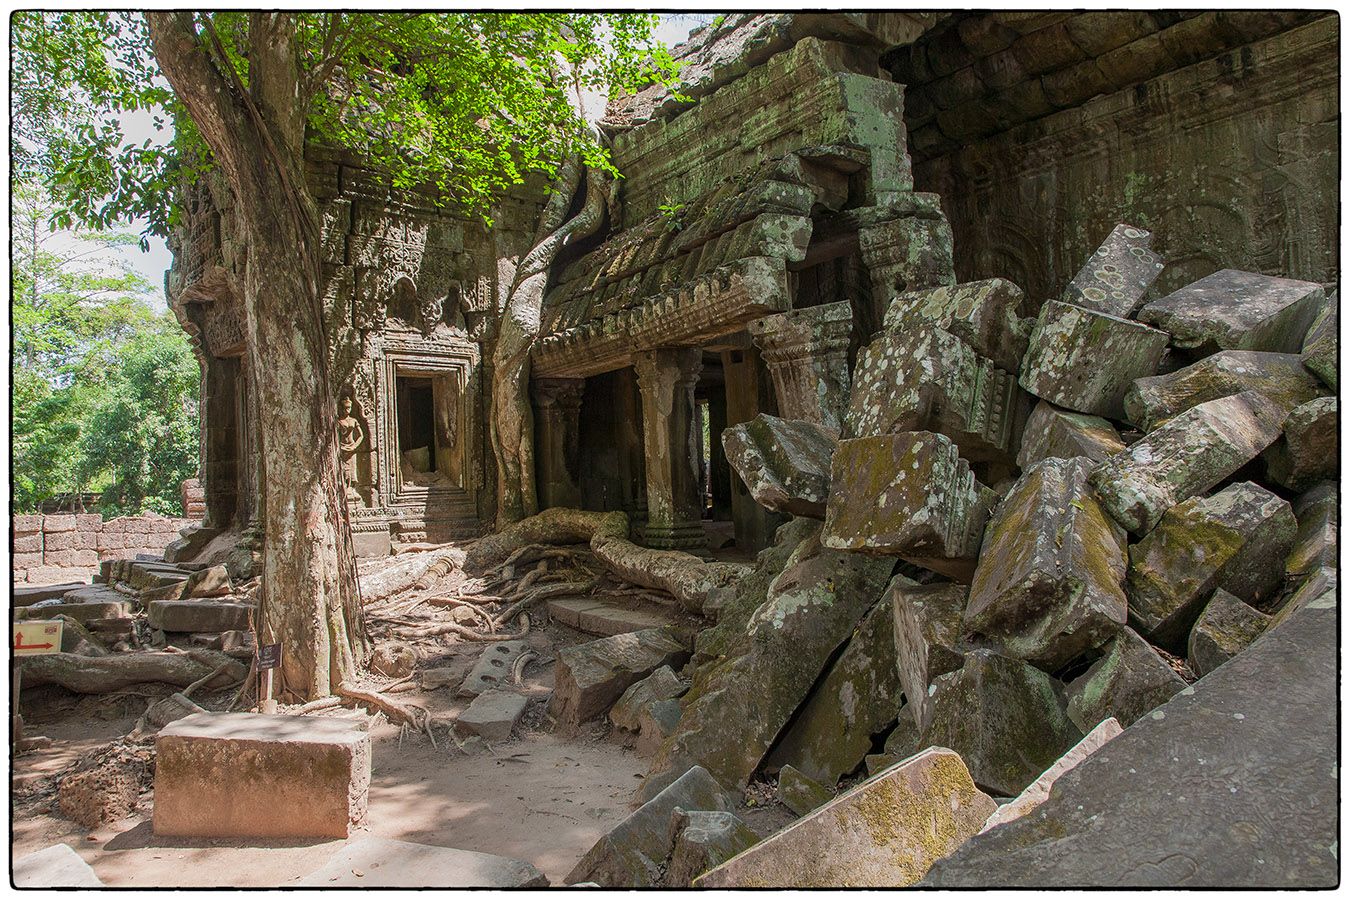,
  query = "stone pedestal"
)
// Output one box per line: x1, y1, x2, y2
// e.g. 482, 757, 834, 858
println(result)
748, 301, 853, 433
634, 349, 706, 551
532, 377, 585, 510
